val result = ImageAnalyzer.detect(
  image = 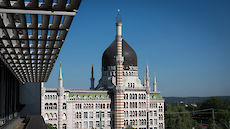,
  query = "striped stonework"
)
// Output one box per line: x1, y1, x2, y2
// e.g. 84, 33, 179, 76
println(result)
114, 22, 125, 129
114, 93, 124, 128
146, 93, 150, 128
58, 96, 63, 129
